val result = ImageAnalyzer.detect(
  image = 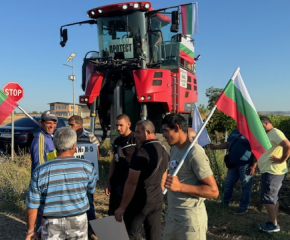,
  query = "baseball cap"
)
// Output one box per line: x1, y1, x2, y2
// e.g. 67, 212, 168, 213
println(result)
41, 110, 58, 122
